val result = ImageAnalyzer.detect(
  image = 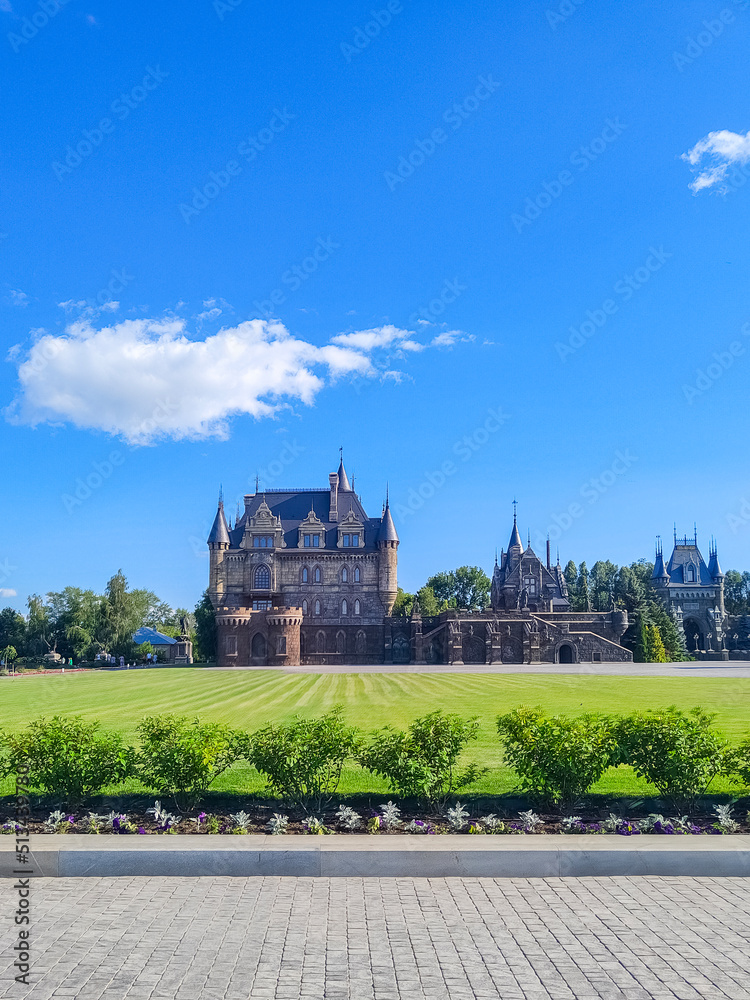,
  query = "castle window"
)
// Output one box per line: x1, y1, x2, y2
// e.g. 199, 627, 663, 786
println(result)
302, 599, 308, 615
336, 631, 345, 655
254, 565, 271, 590
277, 636, 287, 655
341, 567, 348, 583
225, 635, 237, 655
354, 599, 361, 615
342, 599, 348, 616
523, 576, 537, 596
304, 534, 321, 547
354, 567, 361, 583
316, 630, 326, 653
314, 567, 322, 583
252, 600, 271, 610
342, 533, 359, 547
314, 600, 321, 616
301, 567, 309, 583
253, 536, 274, 548
686, 565, 696, 583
